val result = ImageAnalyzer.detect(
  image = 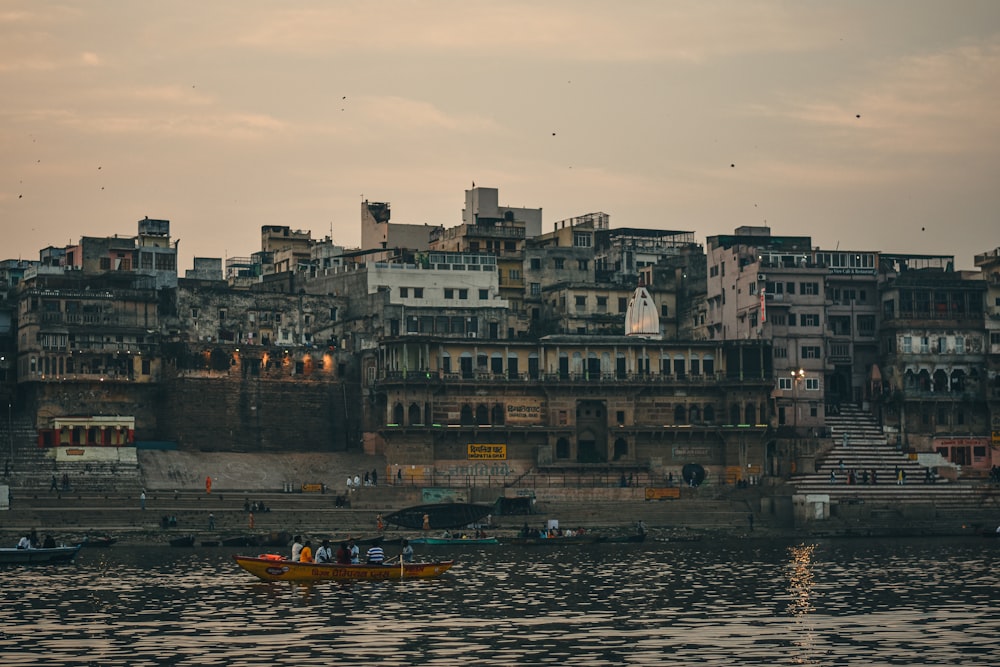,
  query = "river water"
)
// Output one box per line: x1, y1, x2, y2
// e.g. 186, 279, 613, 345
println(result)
1, 536, 998, 666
